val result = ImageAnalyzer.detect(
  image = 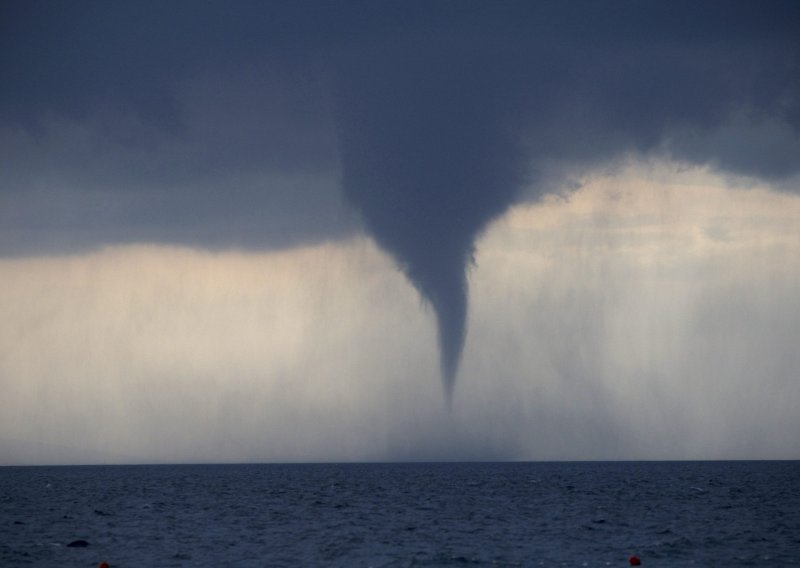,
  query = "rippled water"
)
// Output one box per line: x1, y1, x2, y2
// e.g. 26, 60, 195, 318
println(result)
1, 461, 799, 566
